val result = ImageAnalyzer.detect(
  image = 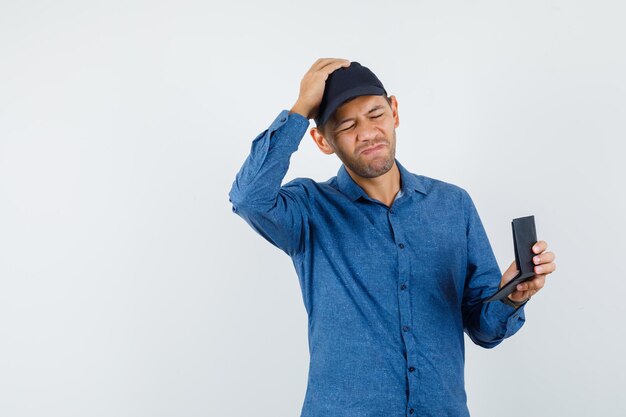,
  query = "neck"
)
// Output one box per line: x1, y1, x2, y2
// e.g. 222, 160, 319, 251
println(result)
346, 162, 401, 207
